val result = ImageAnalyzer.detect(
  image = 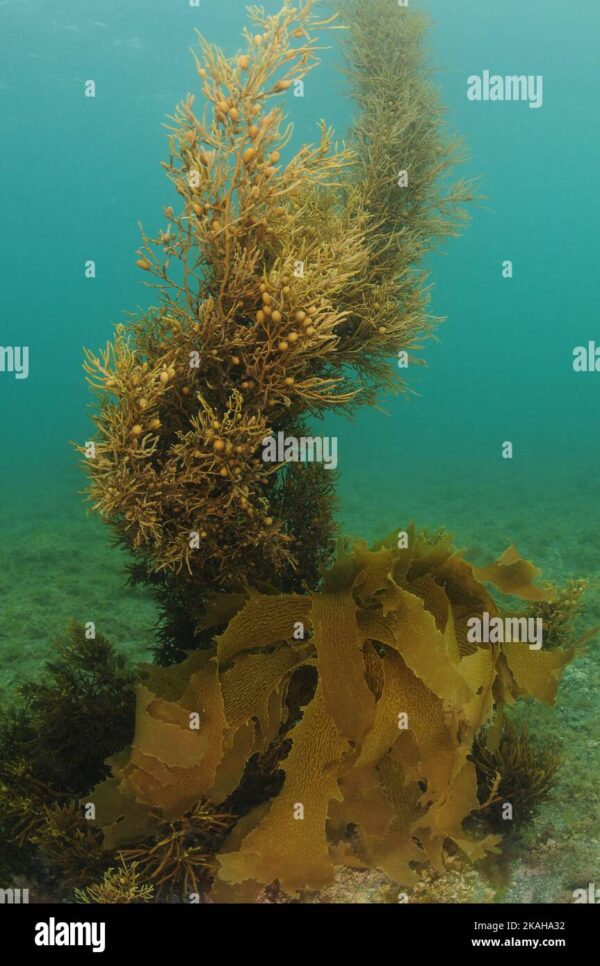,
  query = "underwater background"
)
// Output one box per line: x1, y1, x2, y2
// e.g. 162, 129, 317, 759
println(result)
0, 0, 598, 902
